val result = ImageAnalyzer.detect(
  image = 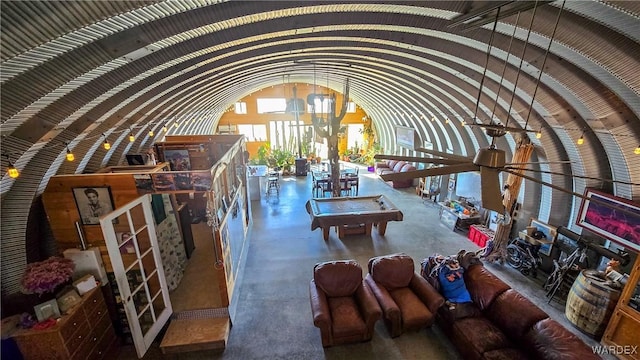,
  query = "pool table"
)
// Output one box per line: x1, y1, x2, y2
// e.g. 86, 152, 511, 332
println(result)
305, 195, 404, 240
